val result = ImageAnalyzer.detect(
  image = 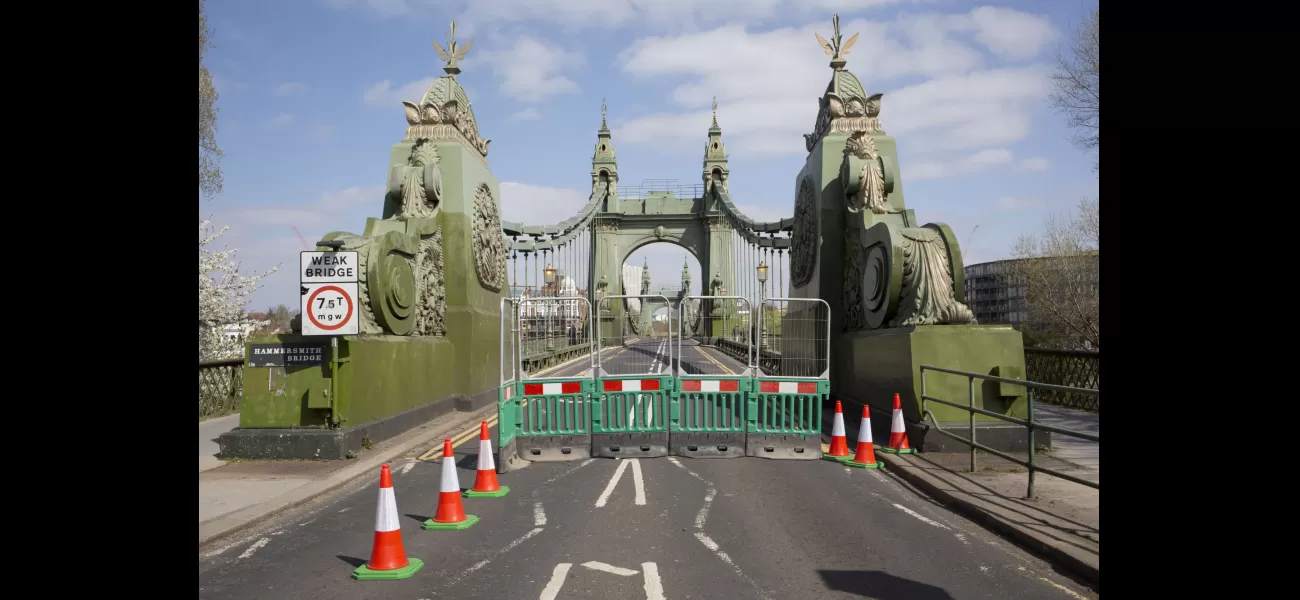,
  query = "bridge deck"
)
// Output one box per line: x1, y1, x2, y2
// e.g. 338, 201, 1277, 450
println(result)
538, 339, 748, 379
